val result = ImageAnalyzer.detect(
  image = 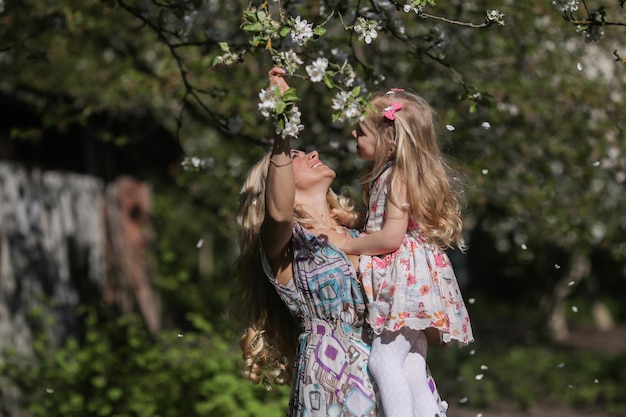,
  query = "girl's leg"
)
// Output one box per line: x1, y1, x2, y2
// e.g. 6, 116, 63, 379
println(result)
368, 330, 413, 417
403, 330, 446, 417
